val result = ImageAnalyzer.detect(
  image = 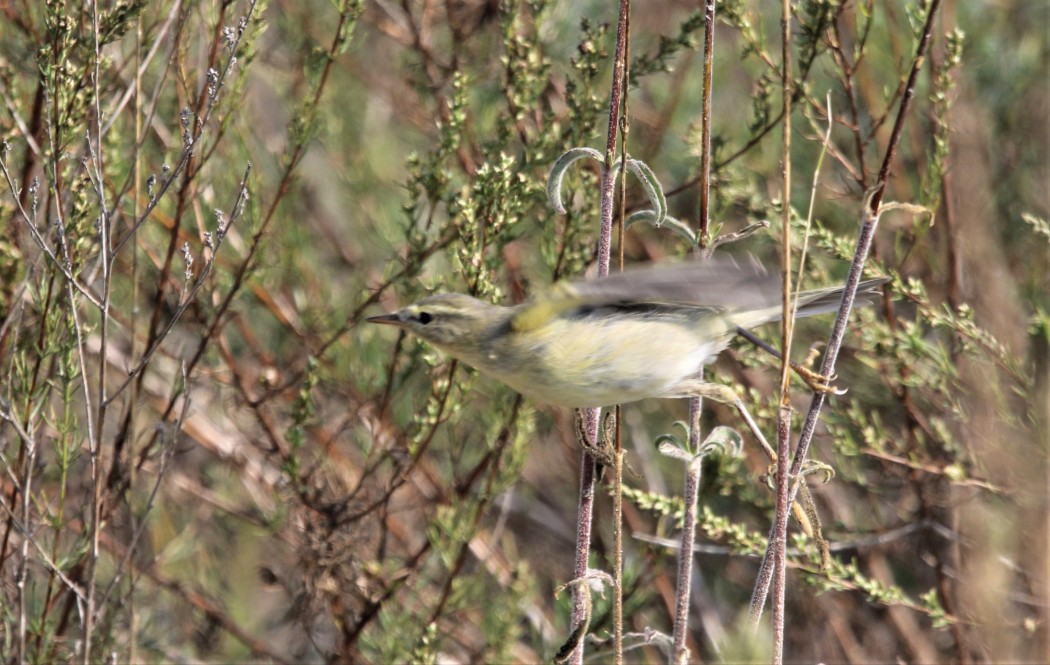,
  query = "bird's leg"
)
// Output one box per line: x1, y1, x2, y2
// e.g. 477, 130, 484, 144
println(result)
573, 409, 617, 470
734, 327, 844, 394
673, 380, 776, 459
792, 363, 843, 395
573, 411, 638, 480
